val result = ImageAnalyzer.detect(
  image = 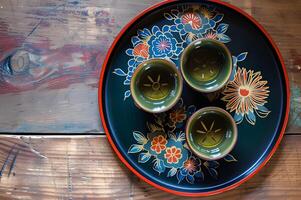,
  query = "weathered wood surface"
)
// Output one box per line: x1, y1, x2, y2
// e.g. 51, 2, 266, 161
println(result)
0, 0, 300, 199
0, 0, 162, 133
0, 135, 300, 199
0, 0, 299, 133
